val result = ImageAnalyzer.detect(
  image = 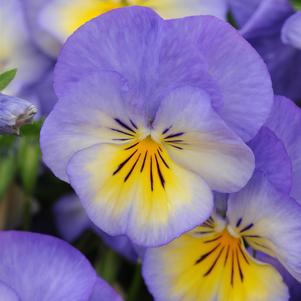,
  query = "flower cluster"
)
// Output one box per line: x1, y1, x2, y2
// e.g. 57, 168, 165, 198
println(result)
1, 1, 301, 300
